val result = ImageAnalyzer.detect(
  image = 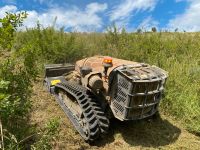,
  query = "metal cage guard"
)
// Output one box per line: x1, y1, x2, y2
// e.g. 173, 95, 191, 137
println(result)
109, 64, 167, 121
